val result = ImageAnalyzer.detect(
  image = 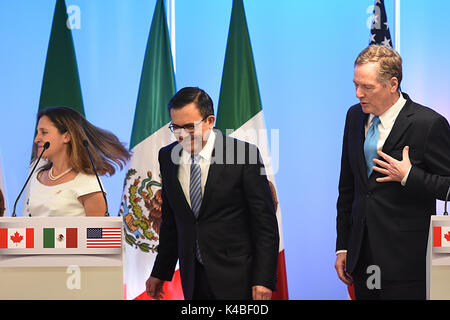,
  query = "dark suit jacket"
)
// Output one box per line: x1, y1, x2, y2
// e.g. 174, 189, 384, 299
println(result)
336, 93, 450, 281
151, 129, 279, 299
